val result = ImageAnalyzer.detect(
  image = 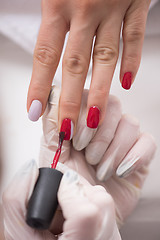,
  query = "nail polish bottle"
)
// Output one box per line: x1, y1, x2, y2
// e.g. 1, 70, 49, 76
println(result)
26, 168, 63, 229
